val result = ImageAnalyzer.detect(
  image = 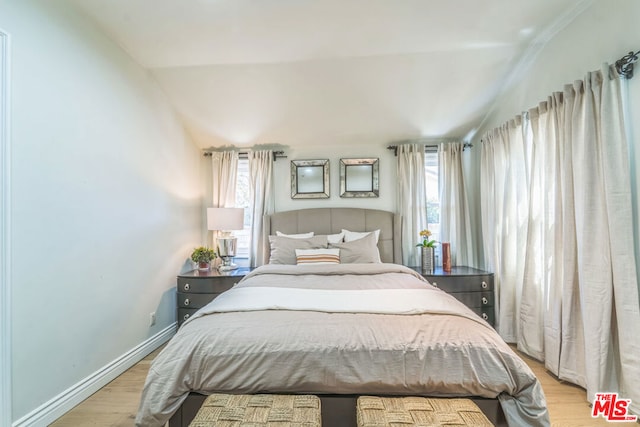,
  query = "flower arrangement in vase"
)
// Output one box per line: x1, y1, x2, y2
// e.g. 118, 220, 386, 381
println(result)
416, 229, 437, 274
